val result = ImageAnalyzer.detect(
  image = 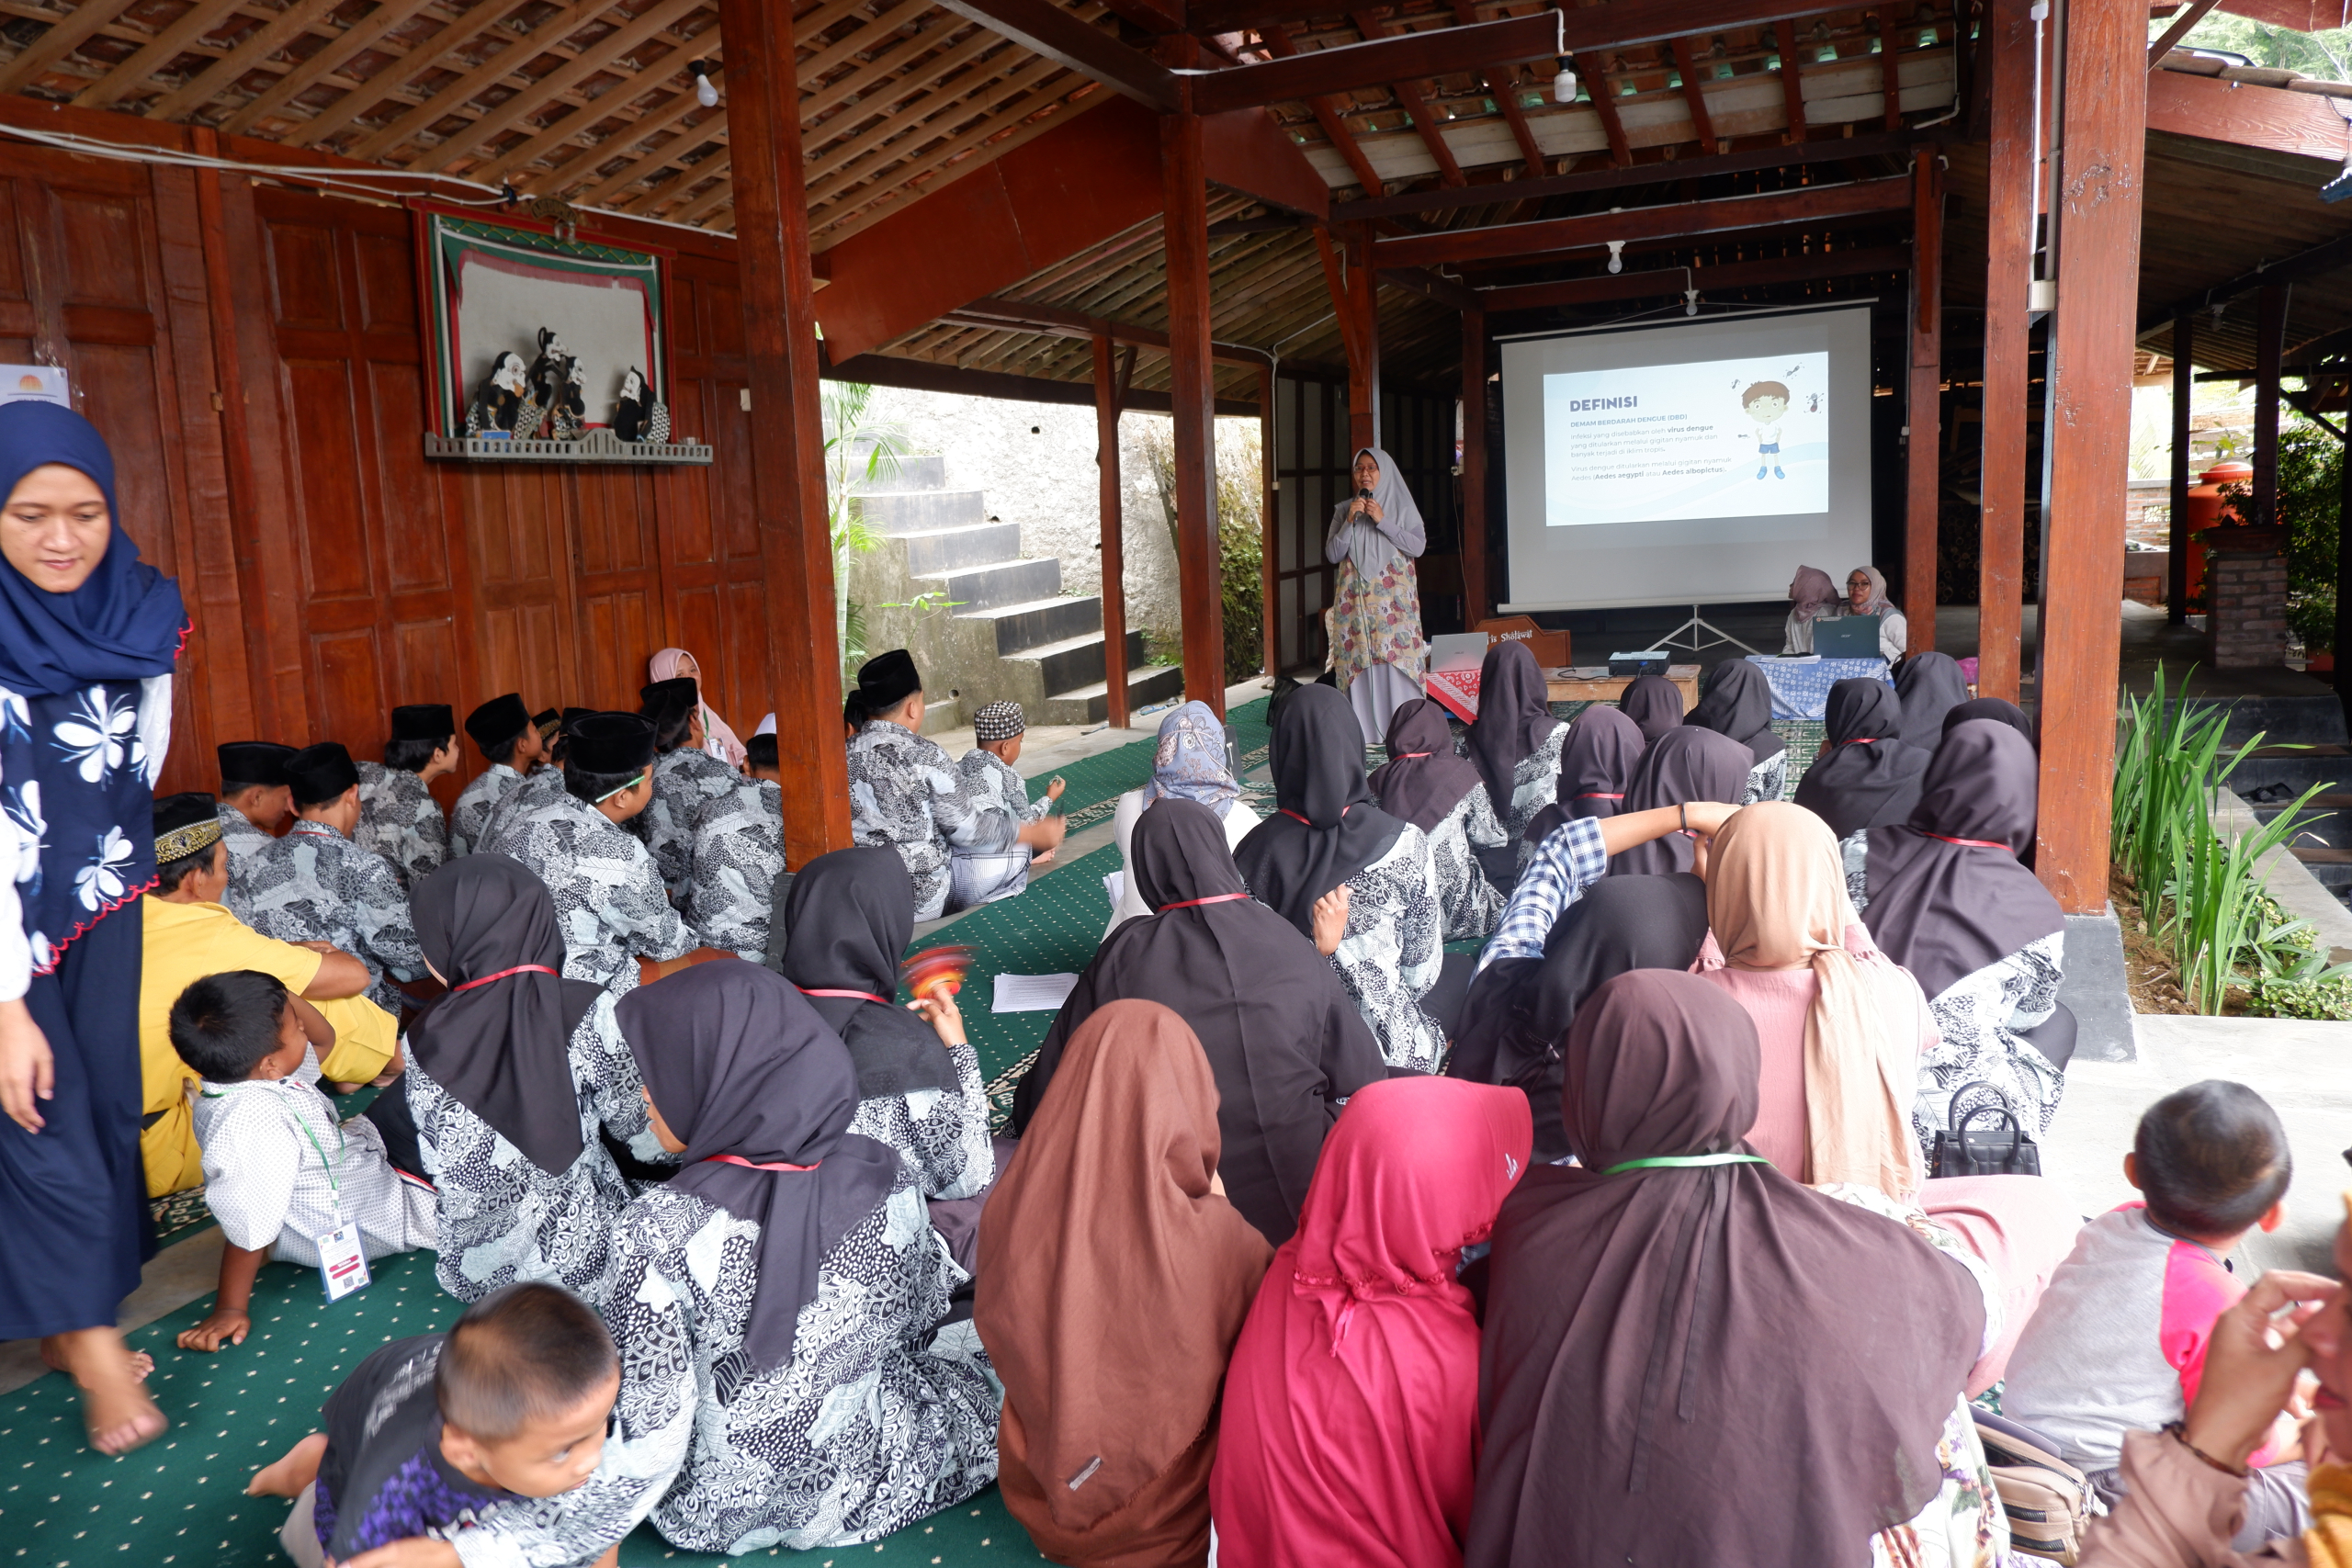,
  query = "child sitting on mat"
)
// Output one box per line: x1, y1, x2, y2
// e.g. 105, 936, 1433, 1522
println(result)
248, 1282, 626, 1568
171, 970, 435, 1355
